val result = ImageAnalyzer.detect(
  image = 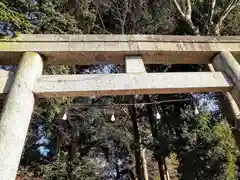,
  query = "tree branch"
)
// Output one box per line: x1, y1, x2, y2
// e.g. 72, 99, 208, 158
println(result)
172, 0, 199, 35
172, 0, 185, 18
218, 0, 238, 25
214, 0, 239, 35
209, 0, 216, 24
121, 0, 129, 34
186, 0, 192, 18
